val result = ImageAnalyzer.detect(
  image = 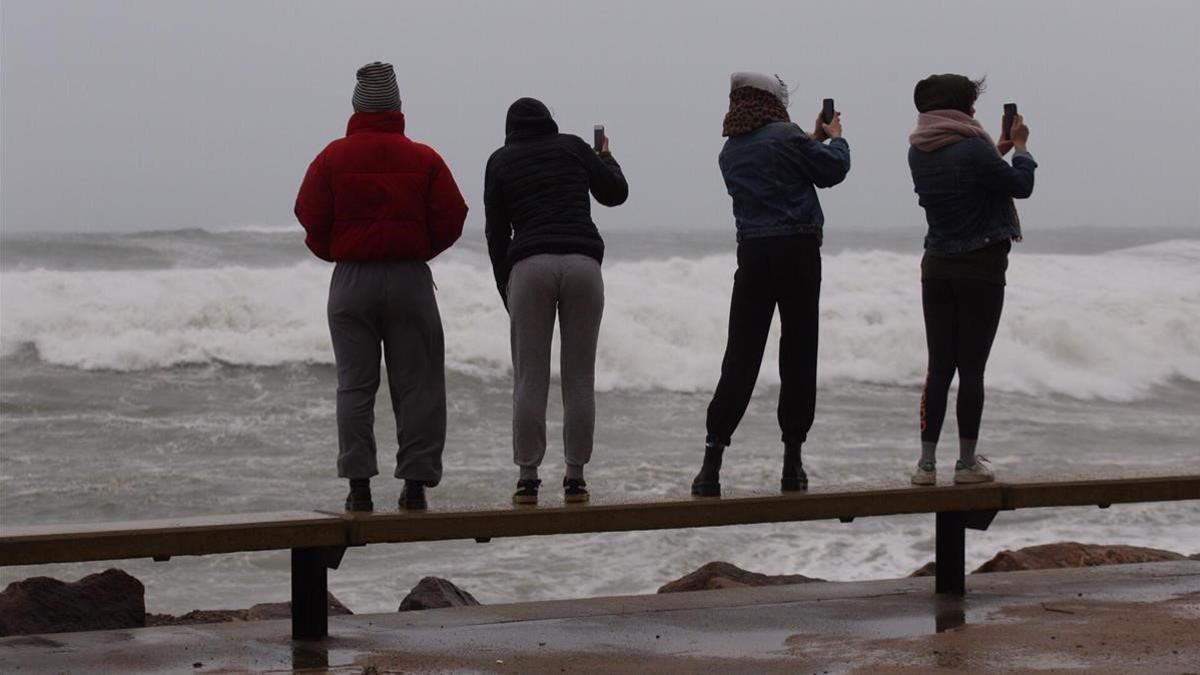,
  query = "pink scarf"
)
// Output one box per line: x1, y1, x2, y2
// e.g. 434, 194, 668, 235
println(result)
909, 109, 1022, 240
909, 110, 997, 153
